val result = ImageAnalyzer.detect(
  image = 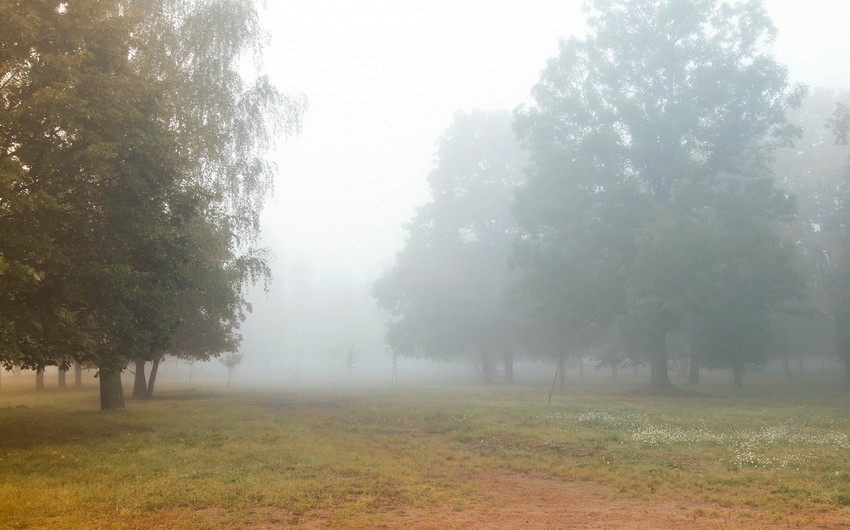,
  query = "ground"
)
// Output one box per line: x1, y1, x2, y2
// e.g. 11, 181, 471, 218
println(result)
135, 470, 850, 529
2, 369, 849, 529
